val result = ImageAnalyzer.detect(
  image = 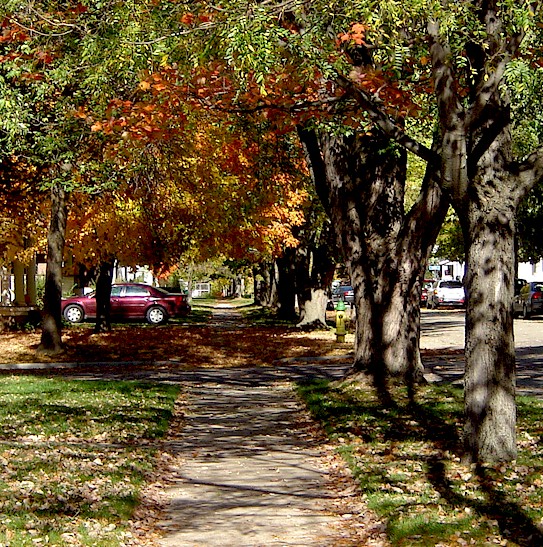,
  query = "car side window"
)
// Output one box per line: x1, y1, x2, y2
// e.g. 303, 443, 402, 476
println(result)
110, 286, 122, 297
124, 286, 150, 297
